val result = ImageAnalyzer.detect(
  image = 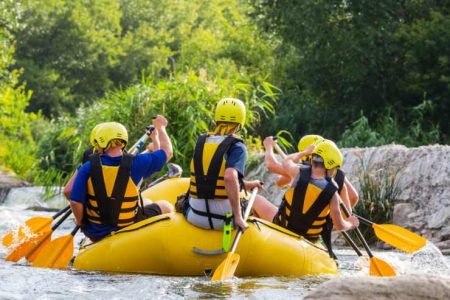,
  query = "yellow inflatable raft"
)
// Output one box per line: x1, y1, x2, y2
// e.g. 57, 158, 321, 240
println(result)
73, 178, 338, 276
